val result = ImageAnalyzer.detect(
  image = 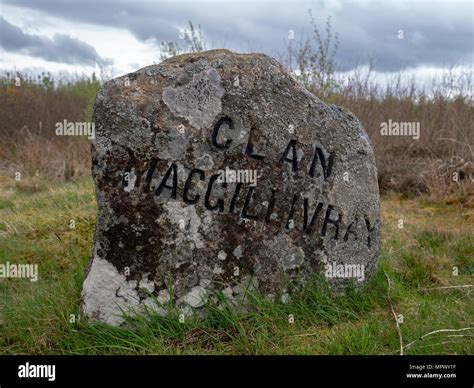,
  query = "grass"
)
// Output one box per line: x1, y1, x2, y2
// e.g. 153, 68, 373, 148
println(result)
0, 176, 472, 355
